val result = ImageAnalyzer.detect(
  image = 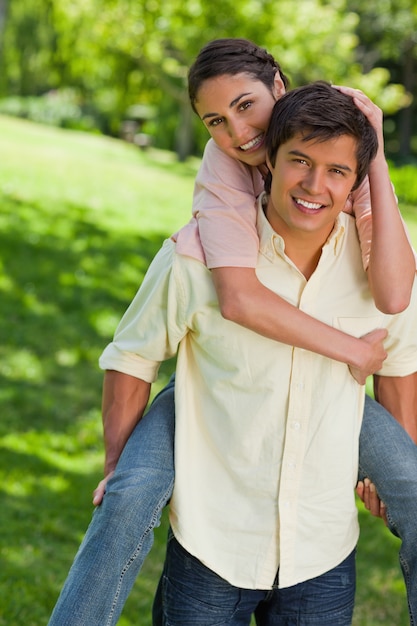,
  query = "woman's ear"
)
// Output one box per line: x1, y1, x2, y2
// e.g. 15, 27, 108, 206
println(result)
272, 73, 286, 101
